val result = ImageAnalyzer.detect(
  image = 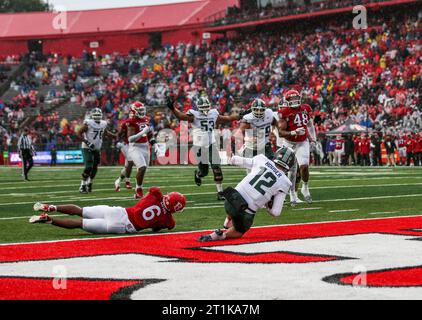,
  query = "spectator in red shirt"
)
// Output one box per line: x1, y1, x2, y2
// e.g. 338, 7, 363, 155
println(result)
405, 133, 416, 166
360, 134, 371, 166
